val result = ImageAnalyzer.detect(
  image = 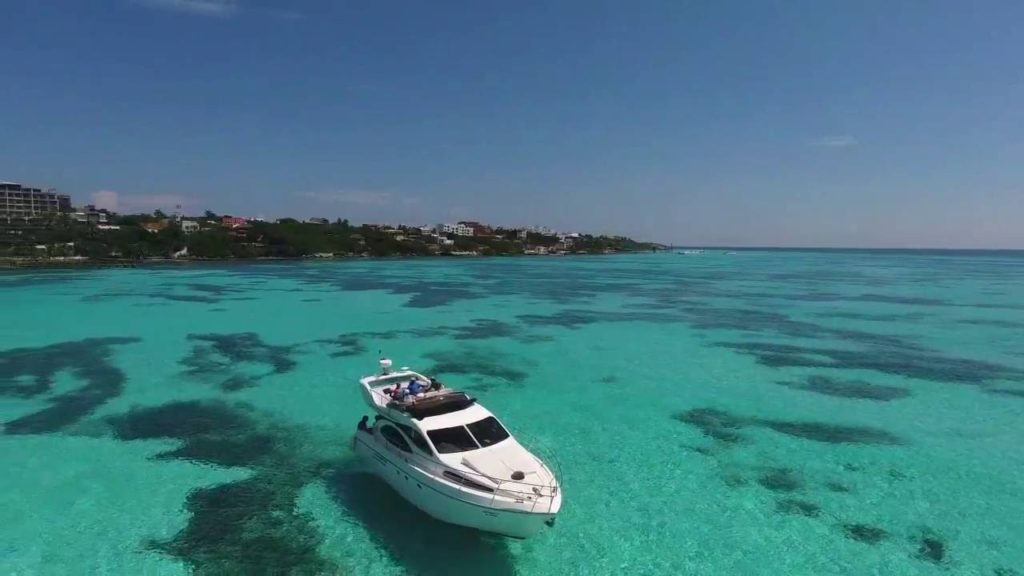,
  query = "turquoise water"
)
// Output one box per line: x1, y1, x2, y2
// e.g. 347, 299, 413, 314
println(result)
2, 251, 1023, 575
